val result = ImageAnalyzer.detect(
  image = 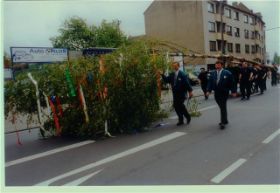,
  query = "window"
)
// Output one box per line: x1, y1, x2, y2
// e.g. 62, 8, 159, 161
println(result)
209, 41, 217, 51
216, 22, 225, 33
208, 22, 216, 32
234, 27, 240, 37
244, 30, 249, 39
249, 17, 255, 25
208, 3, 215, 13
234, 11, 239, 20
217, 40, 226, 51
244, 14, 249, 23
235, 43, 241, 53
226, 25, 232, 35
251, 45, 256, 54
227, 43, 233, 52
225, 8, 231, 18
245, 45, 250, 54
251, 31, 255, 39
